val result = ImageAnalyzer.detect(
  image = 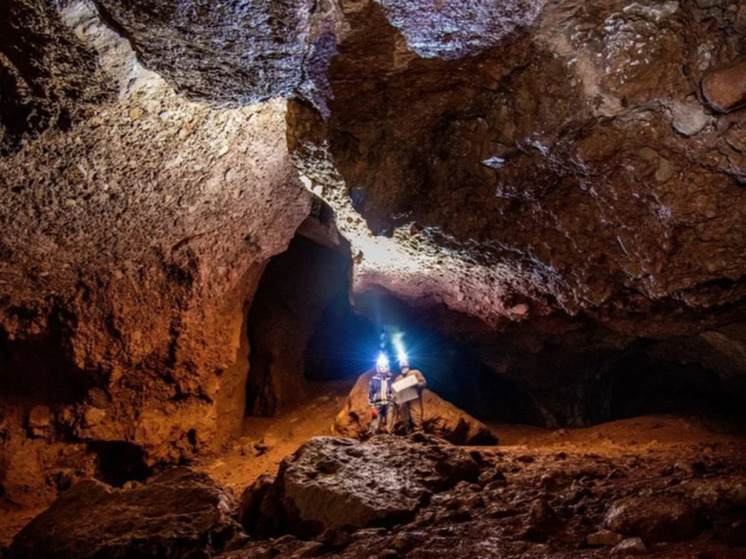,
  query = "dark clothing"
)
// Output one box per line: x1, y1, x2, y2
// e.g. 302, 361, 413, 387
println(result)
369, 373, 394, 405
369, 372, 395, 434
370, 402, 396, 435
